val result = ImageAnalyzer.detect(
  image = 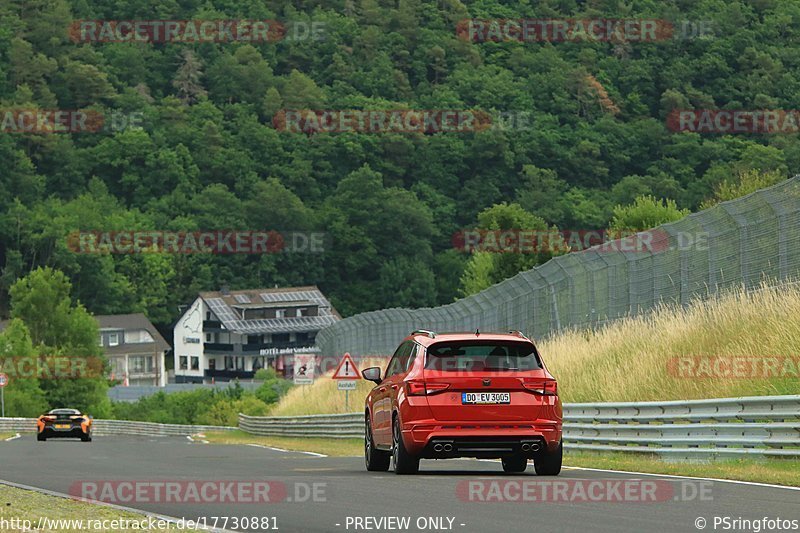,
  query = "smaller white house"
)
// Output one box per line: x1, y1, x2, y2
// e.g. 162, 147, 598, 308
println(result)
96, 313, 170, 387
173, 286, 339, 383
1, 313, 169, 387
